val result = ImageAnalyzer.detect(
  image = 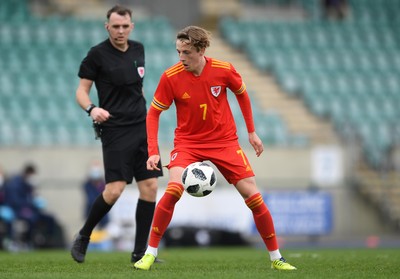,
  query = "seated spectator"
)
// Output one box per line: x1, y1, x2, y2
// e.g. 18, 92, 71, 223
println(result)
322, 0, 349, 20
4, 163, 61, 249
0, 166, 14, 249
